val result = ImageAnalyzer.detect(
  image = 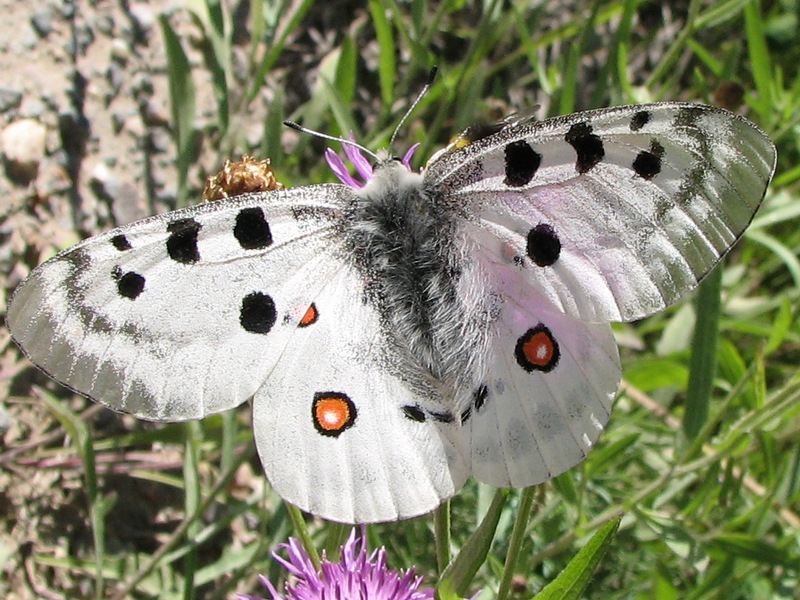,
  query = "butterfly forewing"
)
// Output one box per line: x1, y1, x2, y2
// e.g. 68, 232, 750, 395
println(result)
7, 186, 349, 420
426, 103, 777, 322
